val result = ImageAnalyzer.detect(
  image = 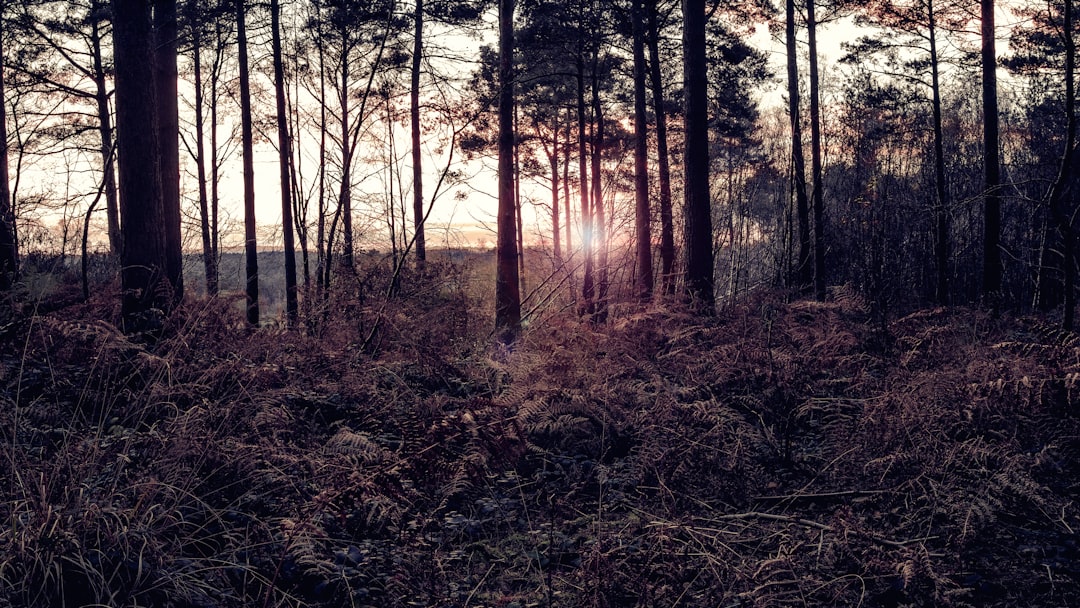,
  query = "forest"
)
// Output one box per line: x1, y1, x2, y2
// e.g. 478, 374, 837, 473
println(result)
1, 0, 1080, 606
